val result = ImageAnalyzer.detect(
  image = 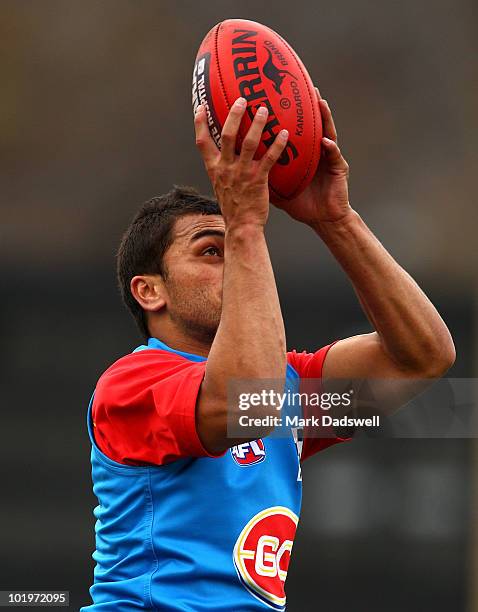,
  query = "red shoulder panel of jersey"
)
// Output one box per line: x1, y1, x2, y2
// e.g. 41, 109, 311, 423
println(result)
92, 349, 223, 466
287, 343, 351, 462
